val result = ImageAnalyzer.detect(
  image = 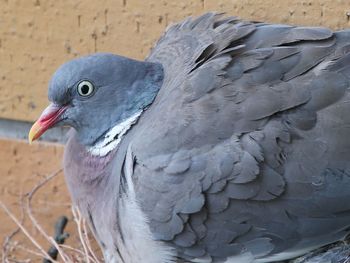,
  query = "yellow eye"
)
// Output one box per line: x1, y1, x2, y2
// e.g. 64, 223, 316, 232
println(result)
77, 80, 94, 97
